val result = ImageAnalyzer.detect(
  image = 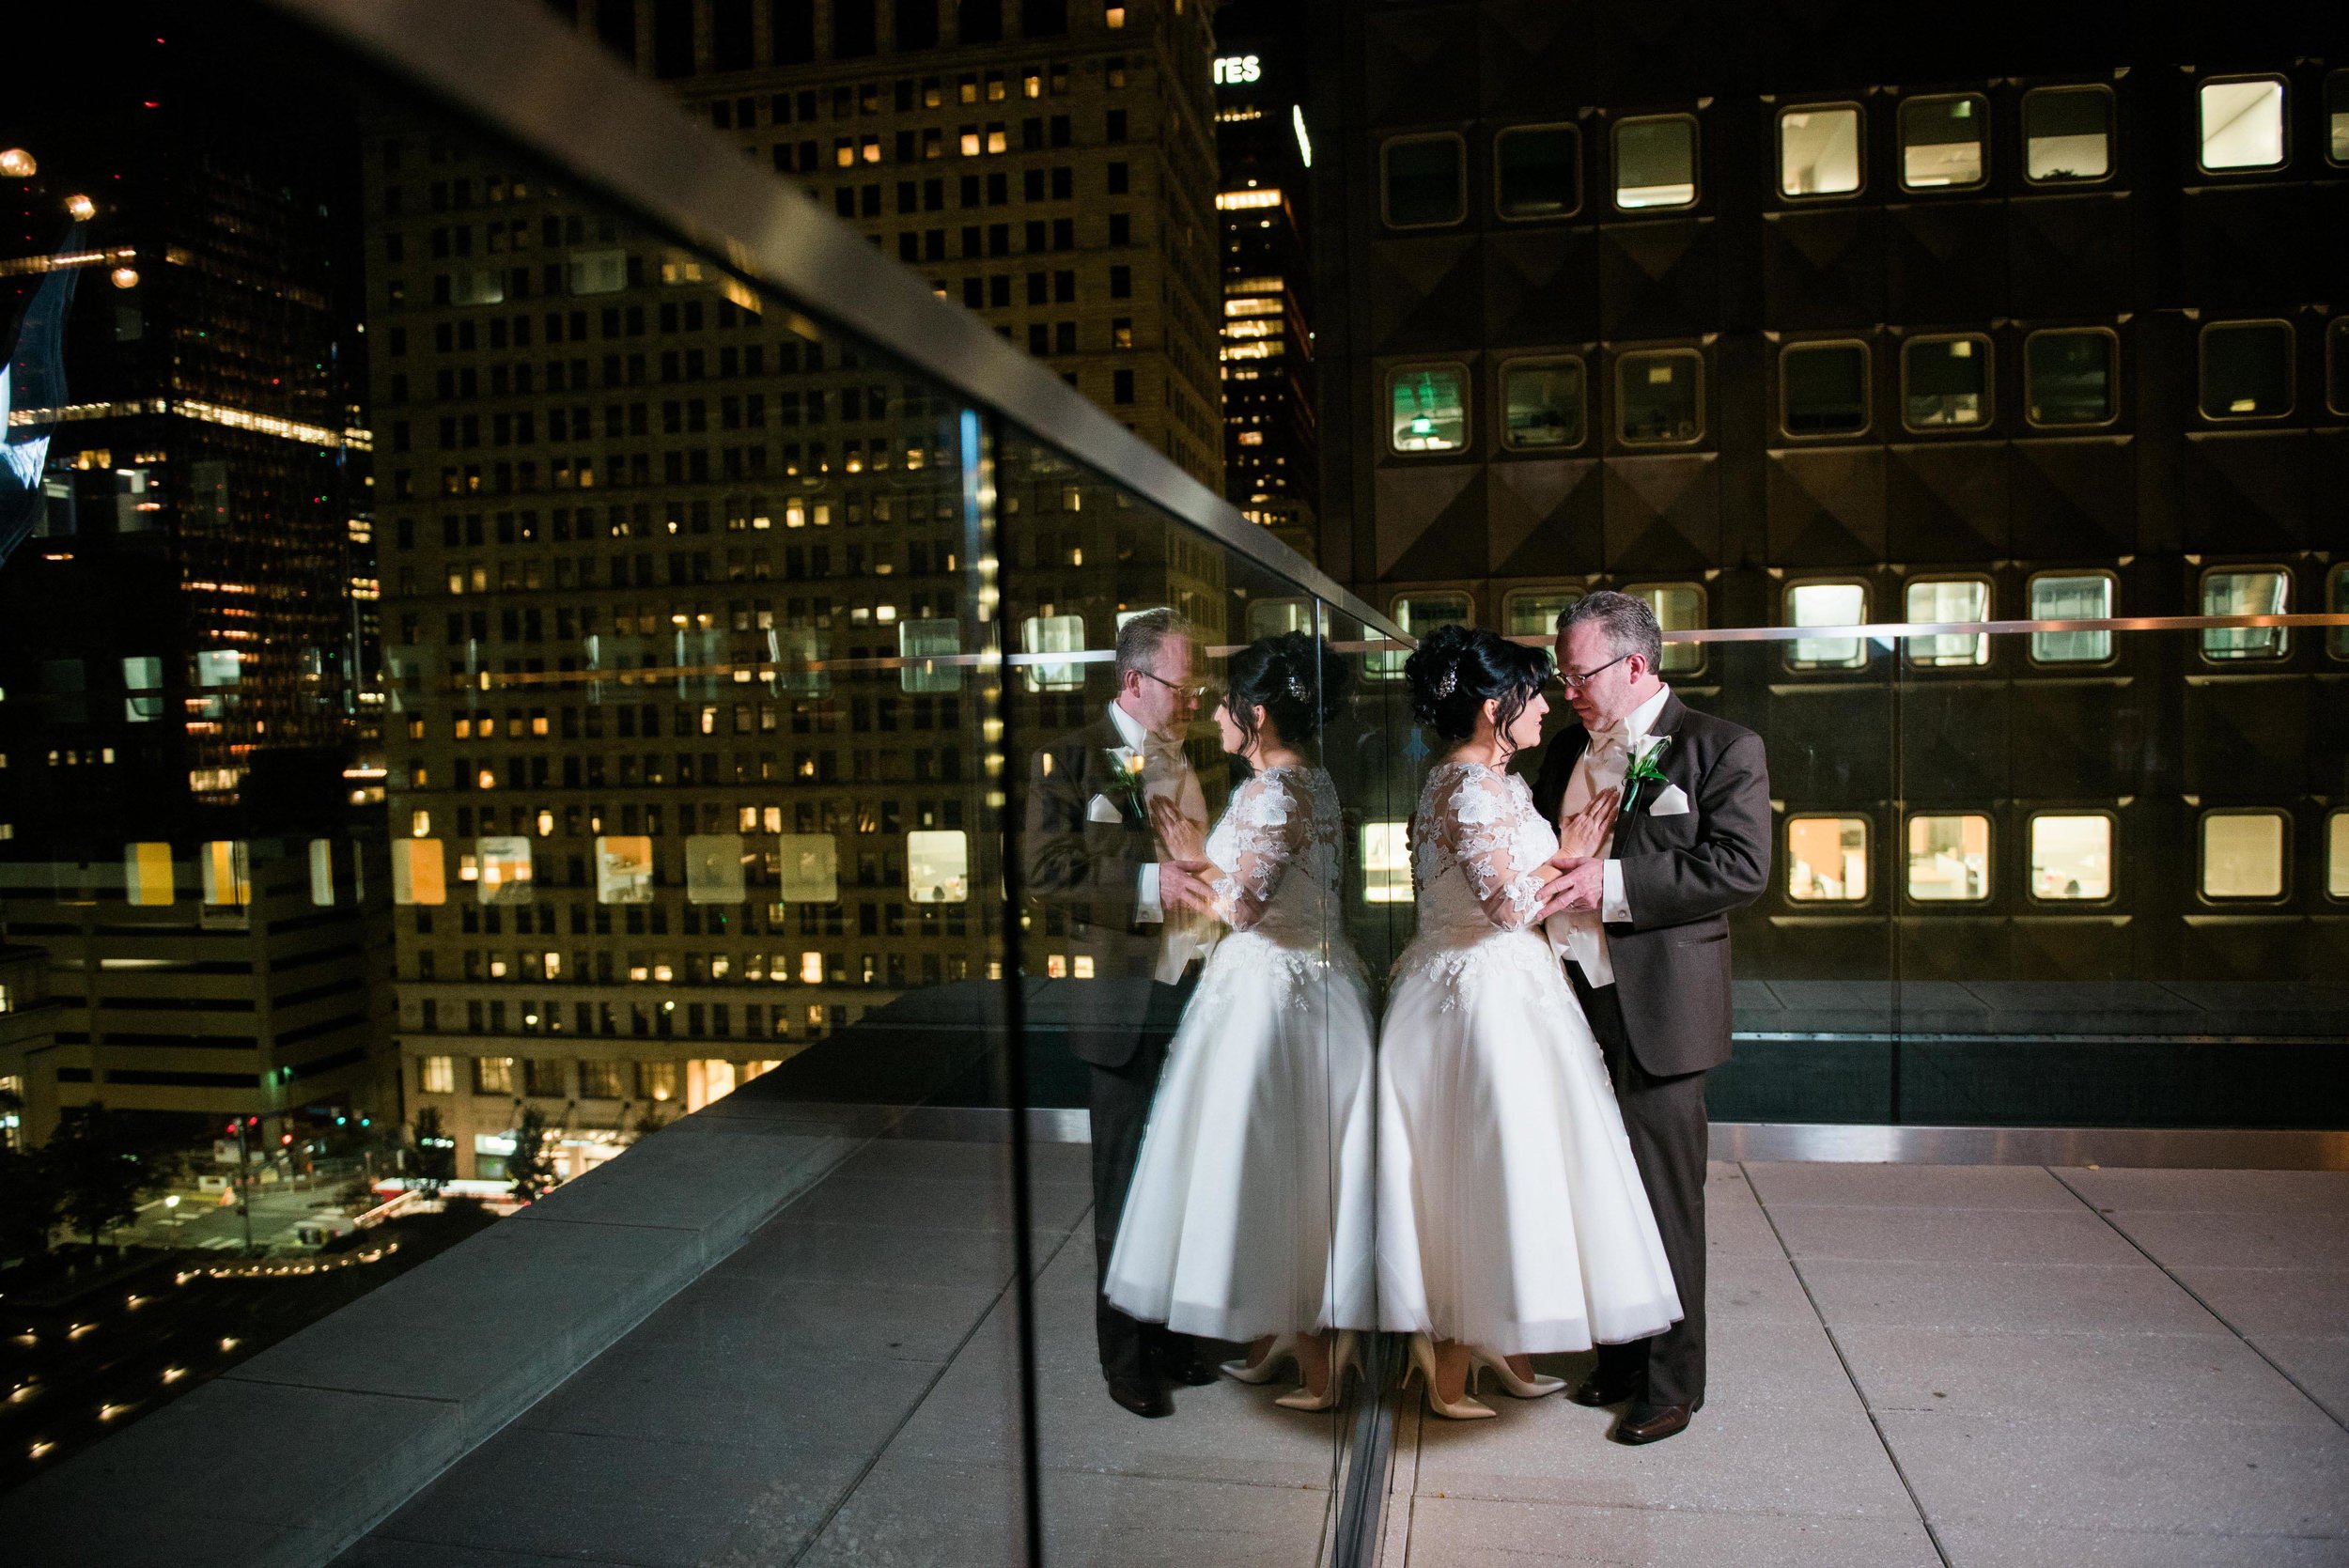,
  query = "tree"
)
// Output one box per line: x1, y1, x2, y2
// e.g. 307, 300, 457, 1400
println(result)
407, 1106, 455, 1200
41, 1104, 158, 1247
0, 1141, 55, 1263
505, 1106, 557, 1203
